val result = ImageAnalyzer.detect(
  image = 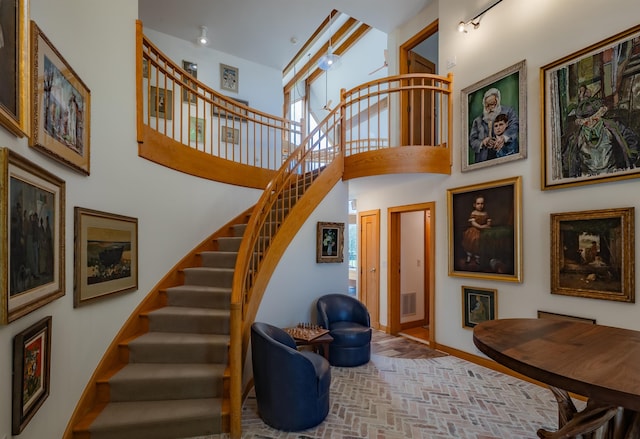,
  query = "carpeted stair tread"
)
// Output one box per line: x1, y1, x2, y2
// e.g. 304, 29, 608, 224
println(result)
231, 224, 247, 236
88, 398, 222, 439
147, 306, 229, 334
127, 332, 229, 364
108, 363, 225, 401
164, 285, 231, 309
182, 267, 234, 287
216, 236, 242, 252
199, 251, 238, 268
